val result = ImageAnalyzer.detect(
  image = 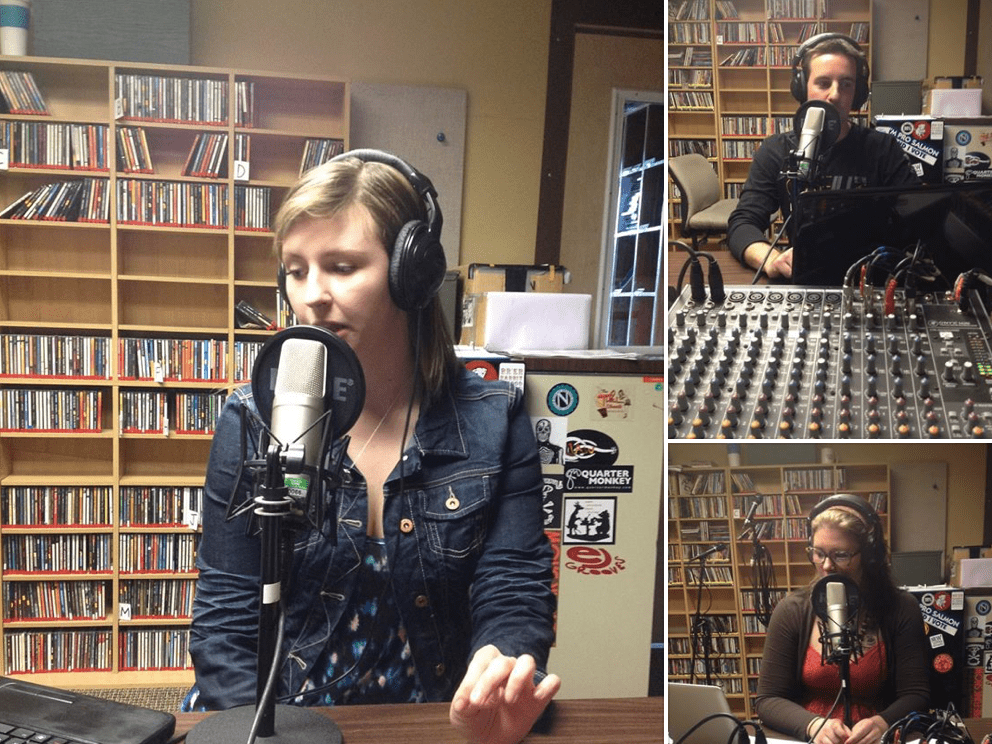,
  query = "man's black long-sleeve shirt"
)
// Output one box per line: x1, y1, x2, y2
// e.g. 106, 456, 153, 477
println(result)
727, 124, 920, 263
